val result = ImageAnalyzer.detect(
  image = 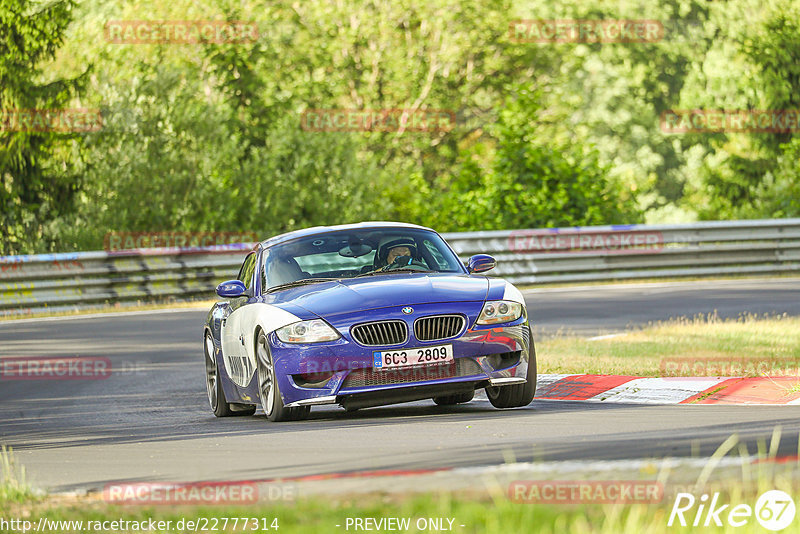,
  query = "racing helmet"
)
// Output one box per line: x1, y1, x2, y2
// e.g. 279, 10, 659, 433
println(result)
375, 237, 418, 268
